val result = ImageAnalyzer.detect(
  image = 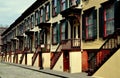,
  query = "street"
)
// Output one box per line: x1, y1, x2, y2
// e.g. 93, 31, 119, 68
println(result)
0, 62, 60, 78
